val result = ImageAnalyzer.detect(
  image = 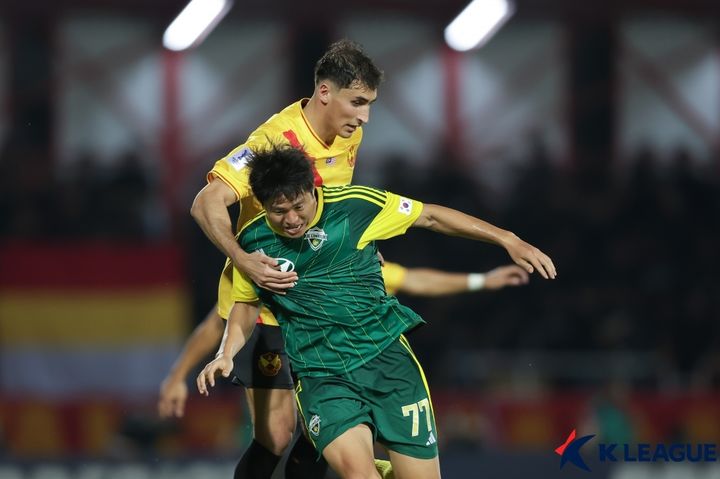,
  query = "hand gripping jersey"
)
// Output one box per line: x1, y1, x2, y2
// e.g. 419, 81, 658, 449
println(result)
211, 100, 362, 324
